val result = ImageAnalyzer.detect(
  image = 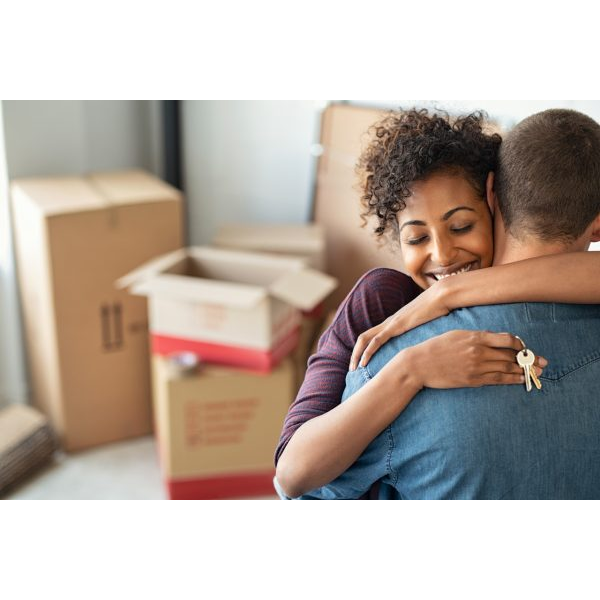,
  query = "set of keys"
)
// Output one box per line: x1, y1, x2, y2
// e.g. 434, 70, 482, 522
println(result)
515, 336, 542, 392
